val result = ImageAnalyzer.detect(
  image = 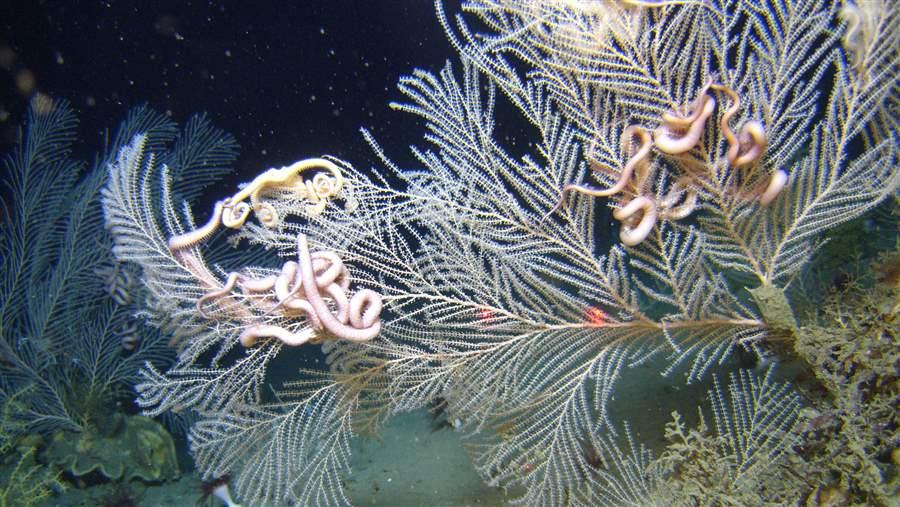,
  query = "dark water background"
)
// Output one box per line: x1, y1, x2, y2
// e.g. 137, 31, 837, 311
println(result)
0, 0, 461, 180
